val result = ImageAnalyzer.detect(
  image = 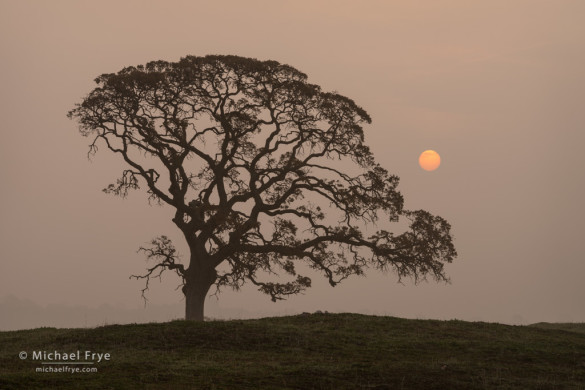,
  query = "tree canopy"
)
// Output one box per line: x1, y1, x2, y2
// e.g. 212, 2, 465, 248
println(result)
68, 55, 457, 320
